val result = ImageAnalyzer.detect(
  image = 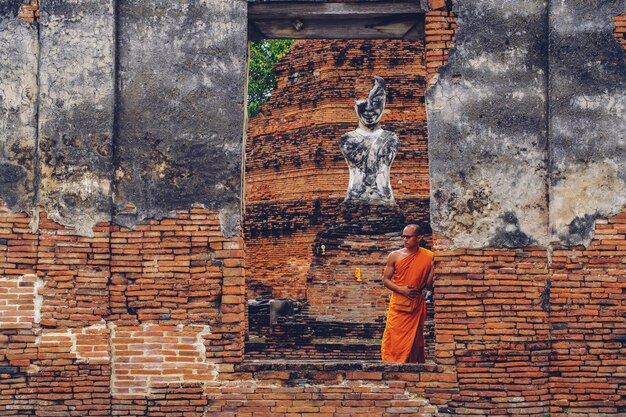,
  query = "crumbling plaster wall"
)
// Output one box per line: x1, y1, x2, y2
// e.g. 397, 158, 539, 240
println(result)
115, 0, 246, 234
0, 3, 38, 211
38, 0, 115, 236
549, 1, 626, 246
427, 0, 625, 248
0, 0, 247, 237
